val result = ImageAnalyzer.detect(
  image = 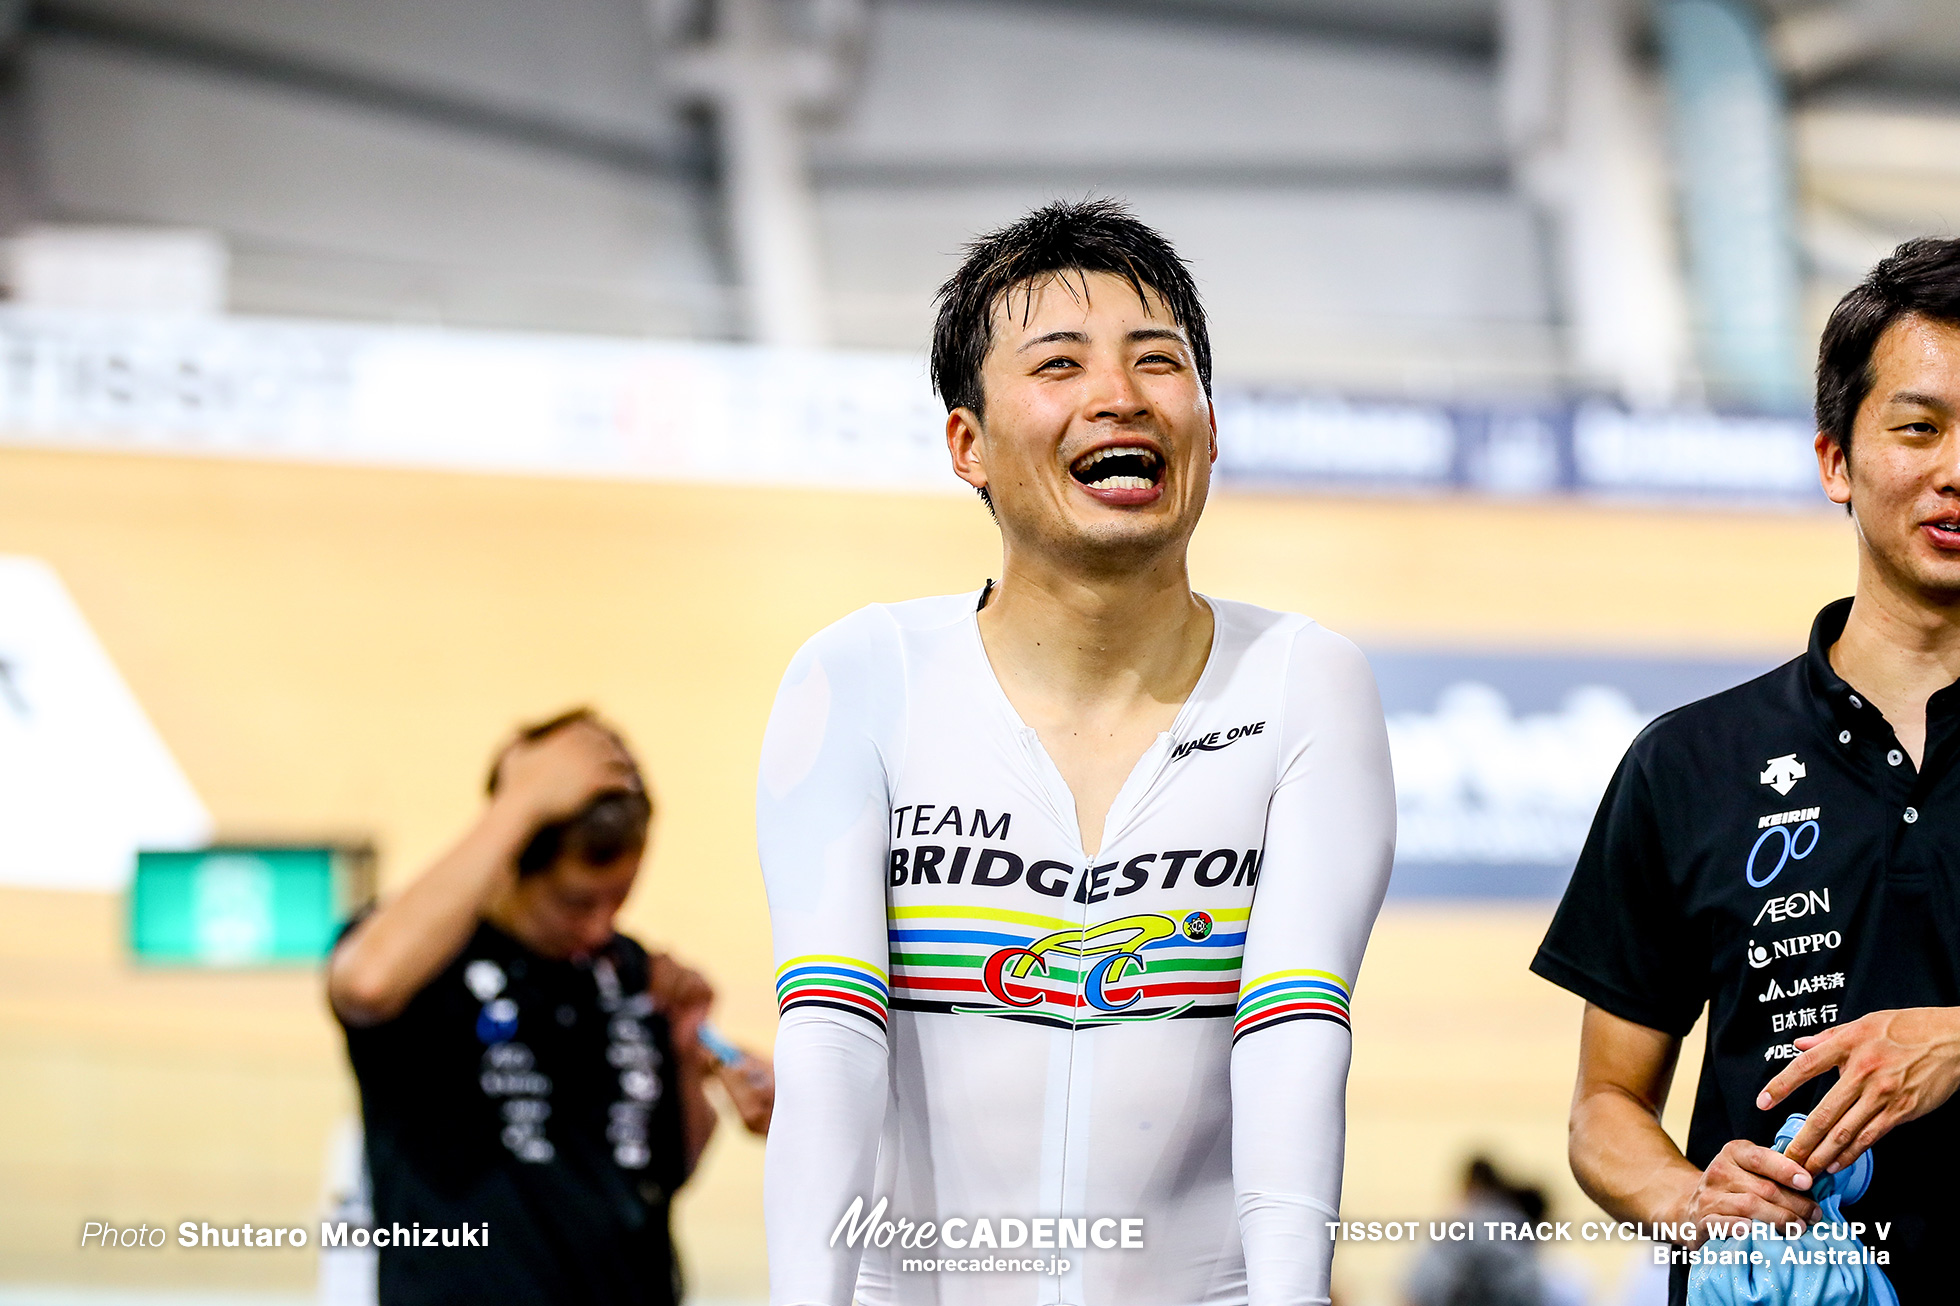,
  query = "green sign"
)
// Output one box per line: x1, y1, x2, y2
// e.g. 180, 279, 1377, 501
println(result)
129, 846, 374, 966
